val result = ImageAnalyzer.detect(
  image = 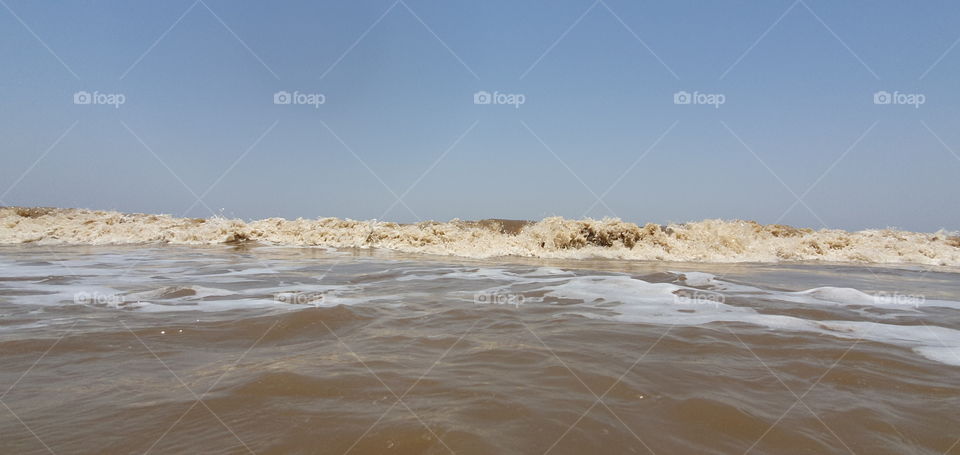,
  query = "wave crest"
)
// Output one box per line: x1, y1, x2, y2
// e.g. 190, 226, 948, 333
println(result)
2, 207, 958, 265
